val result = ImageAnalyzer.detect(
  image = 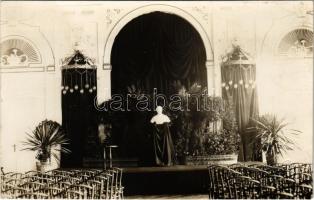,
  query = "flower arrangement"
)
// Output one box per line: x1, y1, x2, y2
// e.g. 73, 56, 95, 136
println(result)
172, 83, 240, 158
203, 127, 240, 155
187, 101, 240, 156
